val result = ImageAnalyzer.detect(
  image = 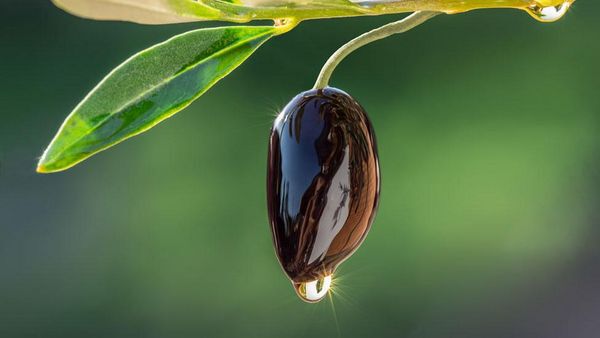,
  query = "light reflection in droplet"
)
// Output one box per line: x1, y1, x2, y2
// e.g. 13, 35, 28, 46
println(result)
527, 1, 573, 22
293, 275, 333, 303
